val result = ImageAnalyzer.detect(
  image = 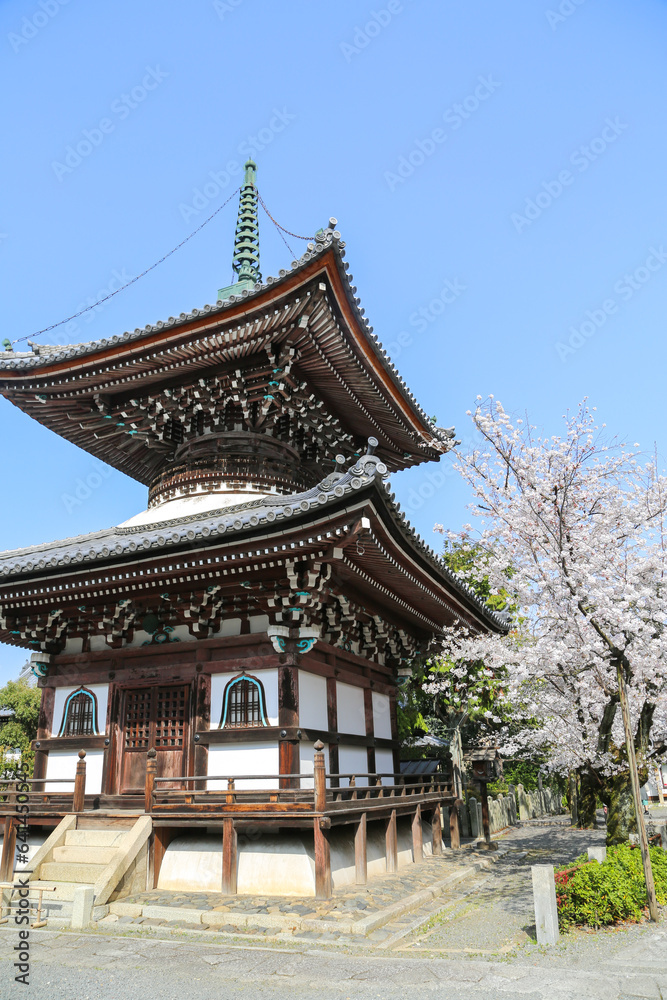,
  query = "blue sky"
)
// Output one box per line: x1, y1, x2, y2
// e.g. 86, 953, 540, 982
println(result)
1, 0, 666, 682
